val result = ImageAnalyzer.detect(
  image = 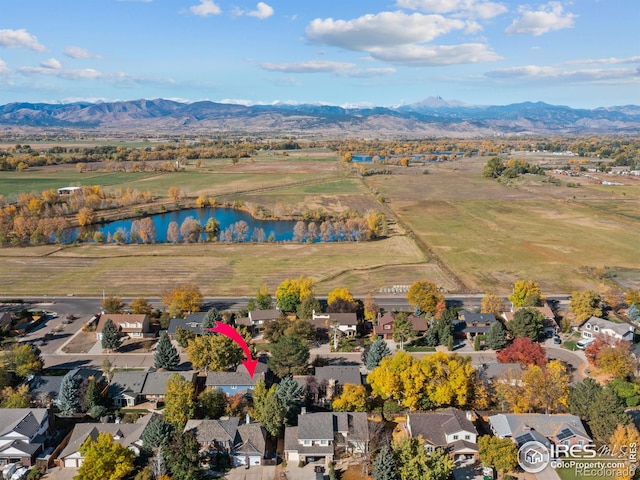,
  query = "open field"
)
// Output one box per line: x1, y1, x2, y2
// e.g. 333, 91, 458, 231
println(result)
365, 158, 640, 293
0, 236, 430, 296
1, 148, 639, 296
